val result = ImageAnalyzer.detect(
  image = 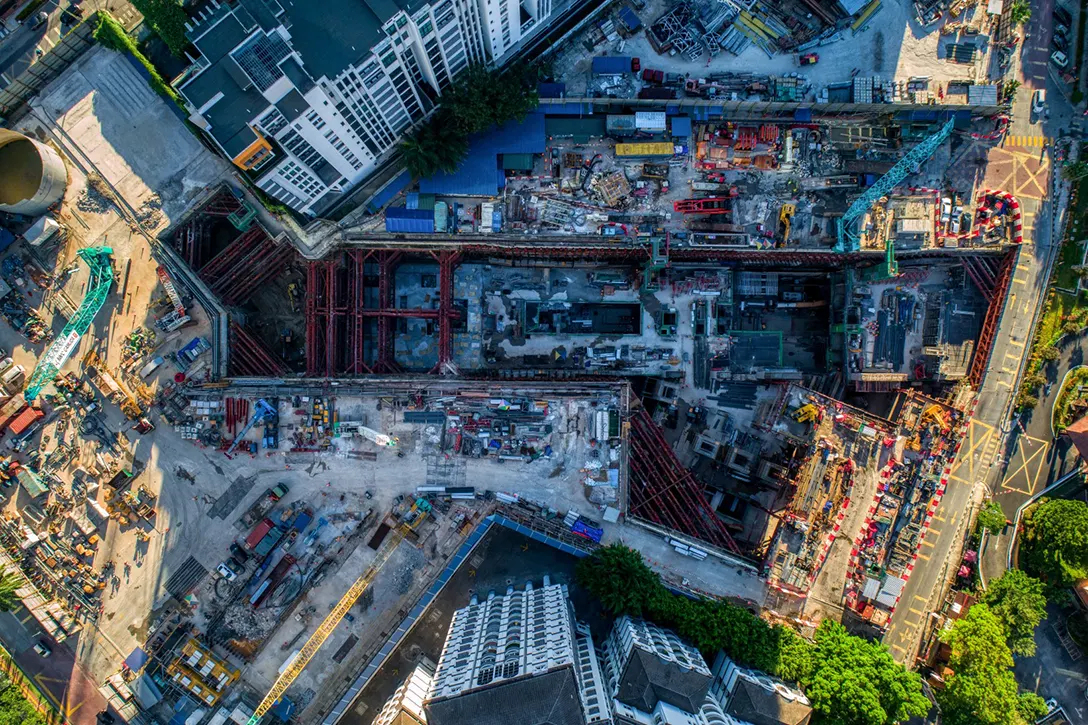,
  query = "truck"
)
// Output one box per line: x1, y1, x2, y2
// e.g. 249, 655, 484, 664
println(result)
592, 56, 633, 75
245, 519, 275, 550
253, 526, 286, 558
236, 485, 289, 530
